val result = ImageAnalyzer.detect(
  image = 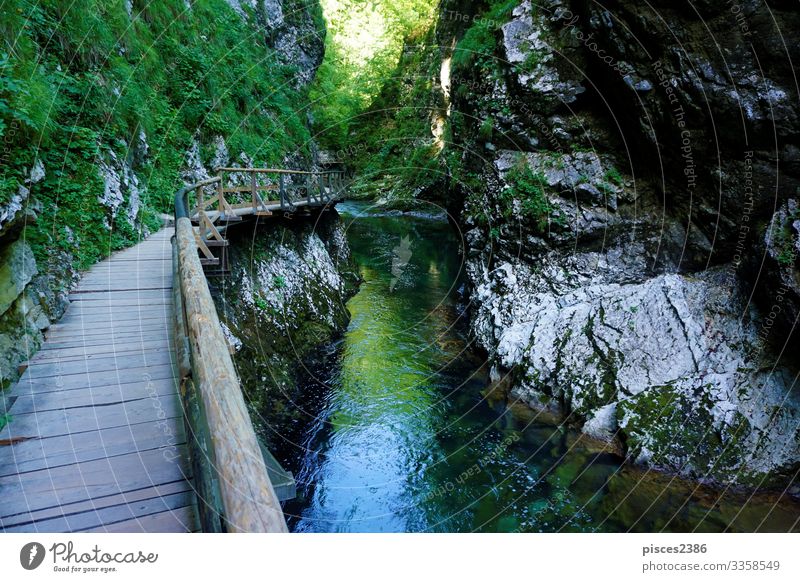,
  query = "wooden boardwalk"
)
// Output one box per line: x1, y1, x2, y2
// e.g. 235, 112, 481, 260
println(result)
0, 228, 198, 532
